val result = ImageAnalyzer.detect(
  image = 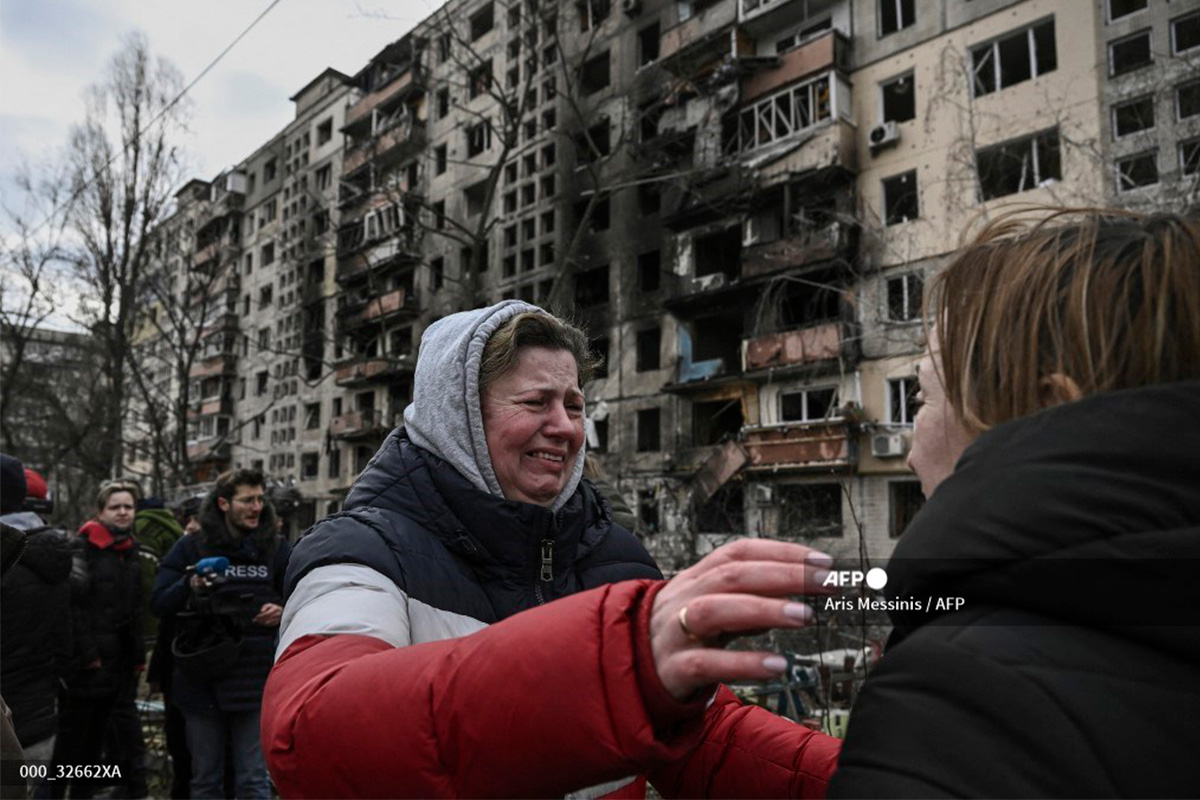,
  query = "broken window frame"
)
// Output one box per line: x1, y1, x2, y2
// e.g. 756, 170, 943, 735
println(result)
777, 483, 843, 539
880, 72, 915, 124
885, 272, 923, 323
469, 2, 495, 40
881, 170, 919, 226
888, 376, 919, 425
1107, 0, 1147, 23
1109, 29, 1152, 77
636, 327, 661, 372
976, 128, 1062, 201
1181, 137, 1200, 177
779, 385, 839, 424
970, 18, 1057, 98
1116, 150, 1159, 192
1172, 10, 1200, 55
466, 121, 493, 157
889, 480, 925, 538
878, 0, 915, 37
738, 73, 833, 152
1177, 79, 1200, 121
1112, 95, 1155, 139
636, 407, 662, 452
